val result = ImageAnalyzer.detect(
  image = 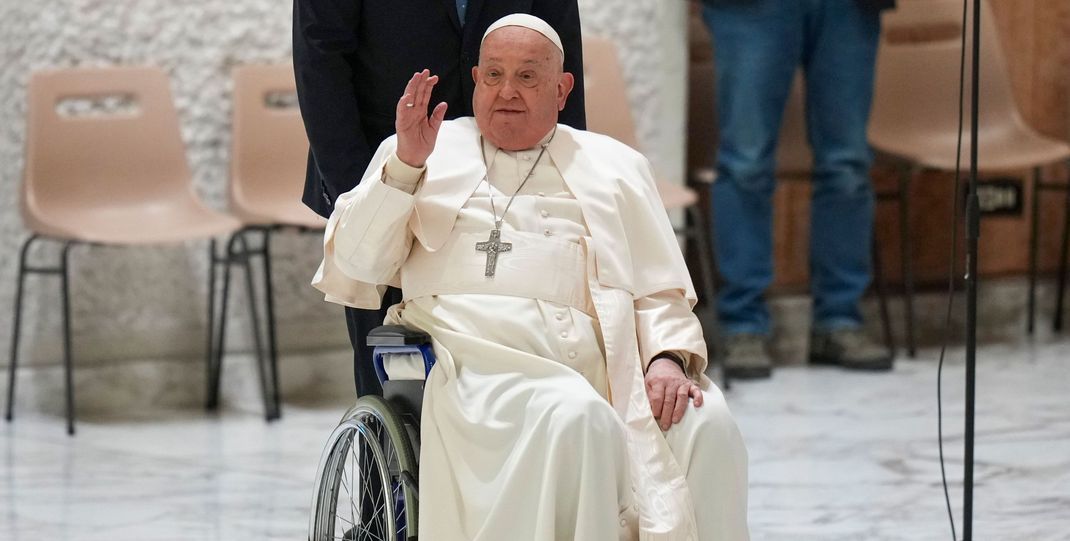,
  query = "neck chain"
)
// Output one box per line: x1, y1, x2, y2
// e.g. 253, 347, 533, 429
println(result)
473, 129, 555, 277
